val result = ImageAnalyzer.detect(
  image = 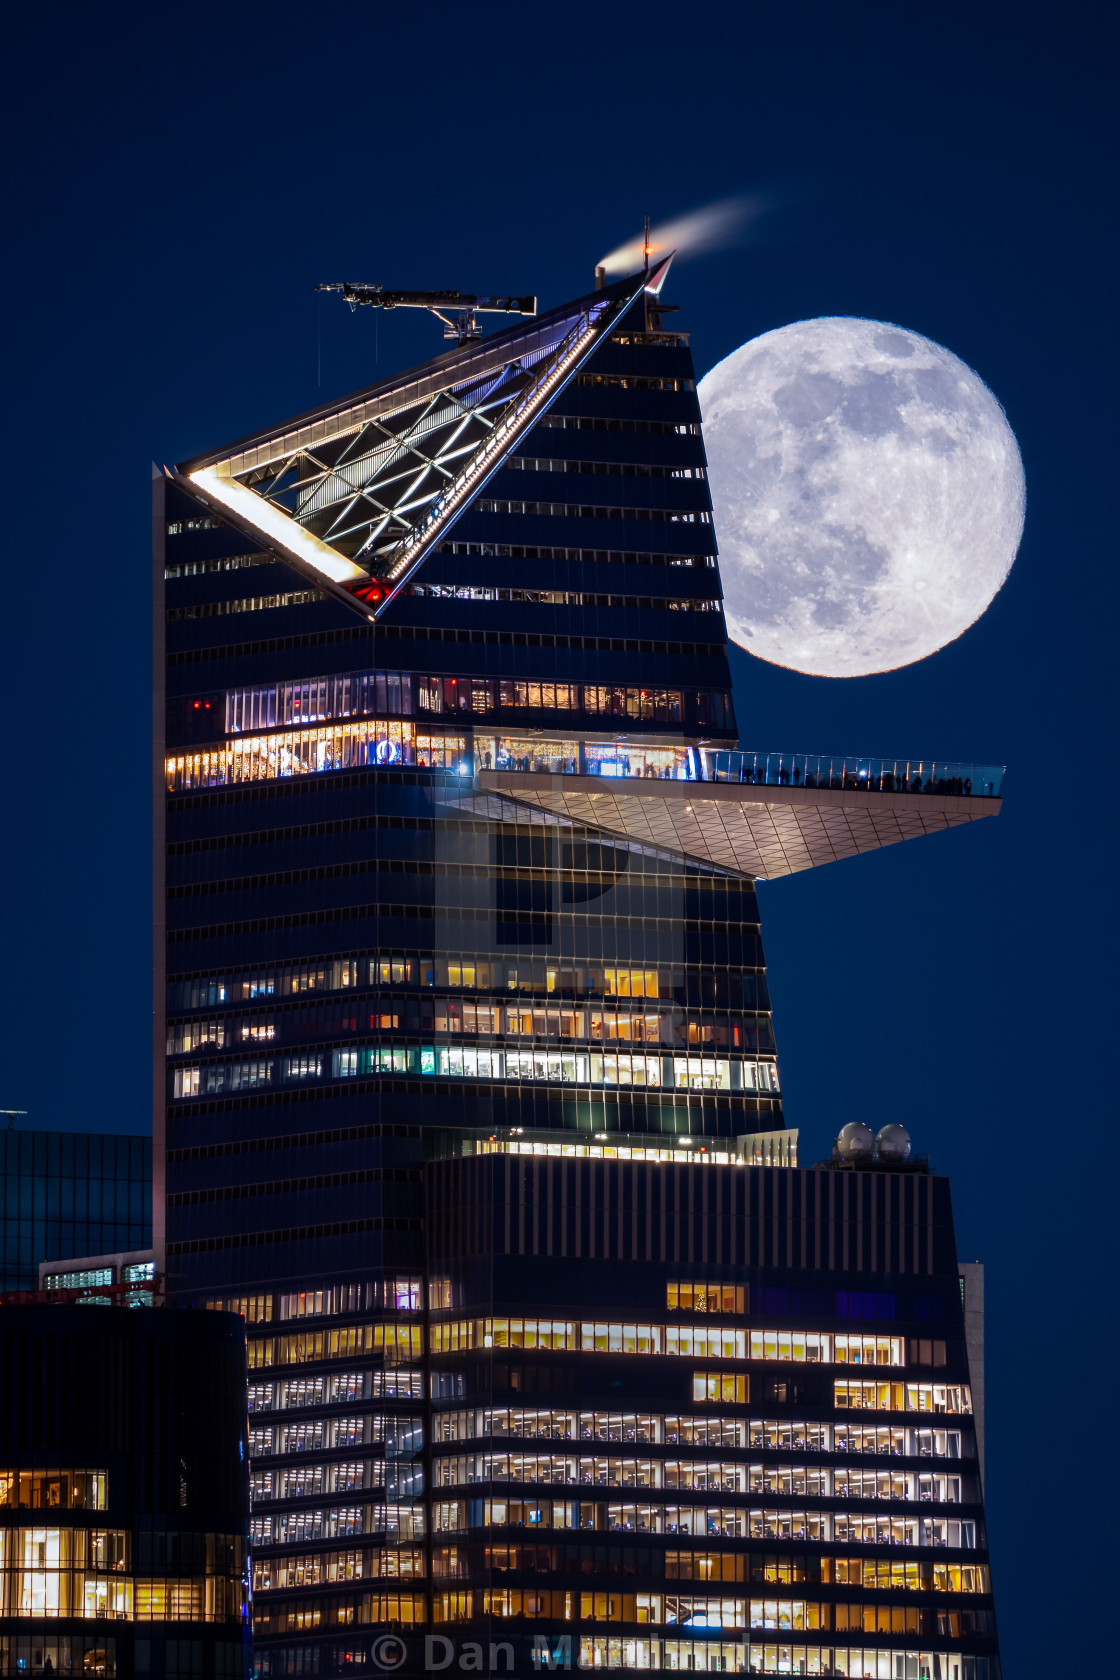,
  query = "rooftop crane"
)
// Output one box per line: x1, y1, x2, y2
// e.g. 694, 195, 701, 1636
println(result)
315, 282, 537, 344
